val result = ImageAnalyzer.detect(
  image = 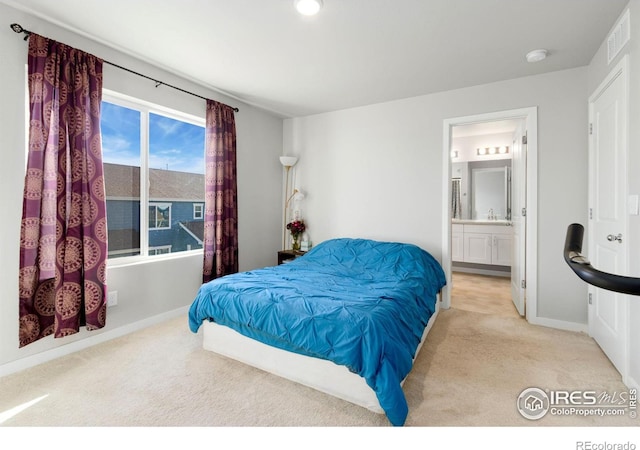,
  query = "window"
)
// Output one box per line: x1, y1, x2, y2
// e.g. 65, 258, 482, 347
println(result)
193, 203, 204, 220
149, 245, 172, 256
149, 203, 171, 230
101, 91, 206, 260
